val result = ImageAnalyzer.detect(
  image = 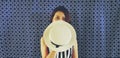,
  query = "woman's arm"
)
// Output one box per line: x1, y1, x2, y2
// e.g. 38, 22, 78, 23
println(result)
40, 37, 56, 58
72, 39, 78, 58
41, 37, 48, 58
